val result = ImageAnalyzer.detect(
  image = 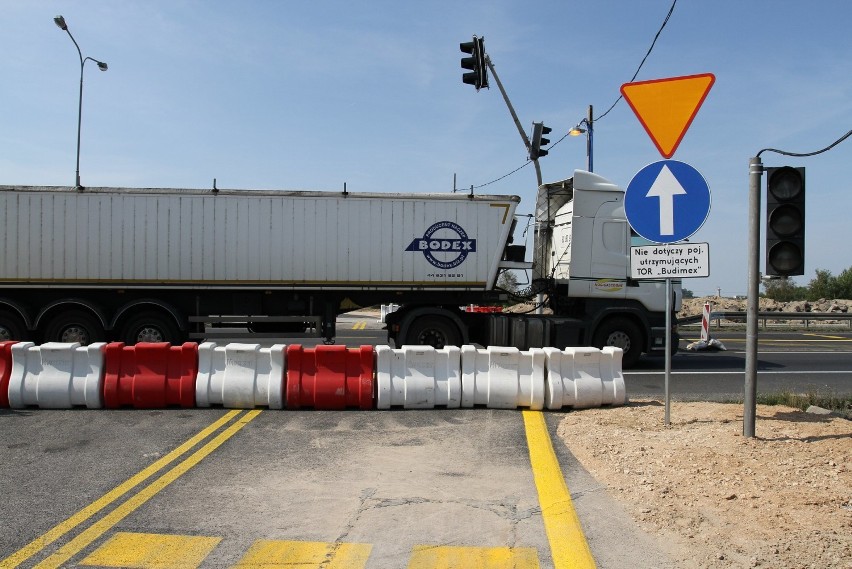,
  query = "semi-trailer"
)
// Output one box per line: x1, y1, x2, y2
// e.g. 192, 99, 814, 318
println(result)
0, 169, 679, 367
